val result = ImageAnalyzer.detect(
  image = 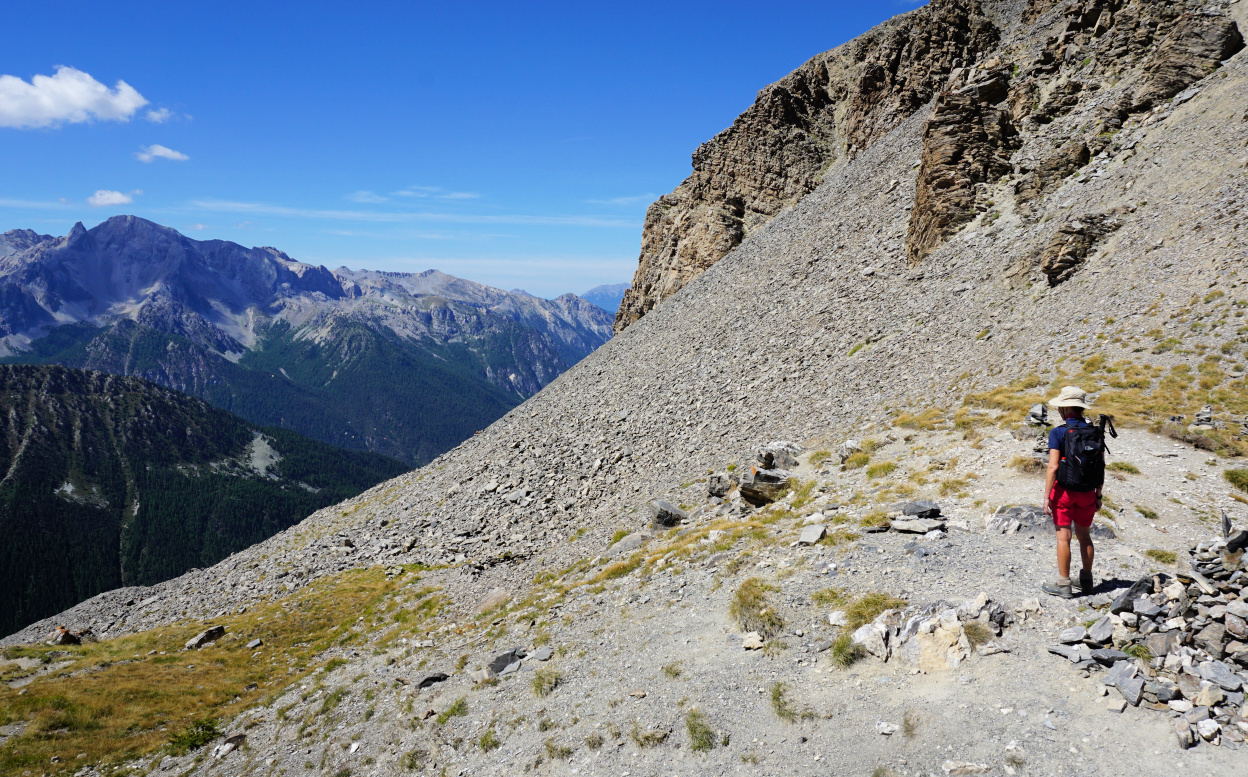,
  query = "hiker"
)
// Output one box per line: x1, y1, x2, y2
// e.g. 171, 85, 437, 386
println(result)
1040, 386, 1114, 598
